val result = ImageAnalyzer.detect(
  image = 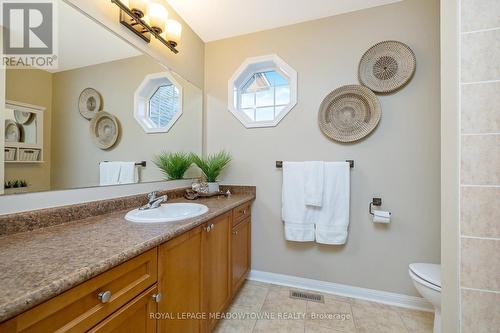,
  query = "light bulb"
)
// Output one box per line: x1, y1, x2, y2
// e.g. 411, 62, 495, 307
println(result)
149, 3, 168, 34
165, 19, 182, 47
